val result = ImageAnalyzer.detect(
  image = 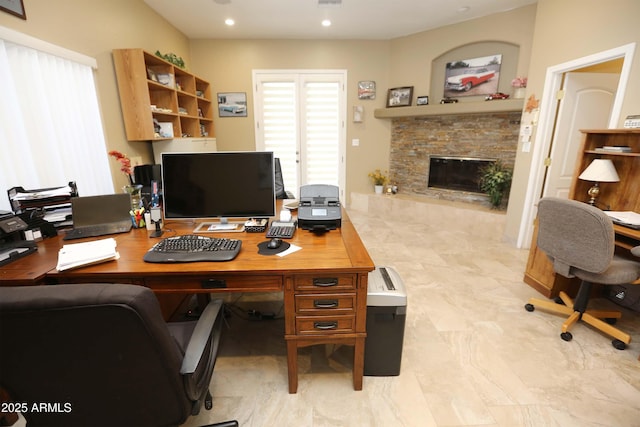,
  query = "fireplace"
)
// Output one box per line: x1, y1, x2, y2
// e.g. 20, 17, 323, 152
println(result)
428, 156, 495, 193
